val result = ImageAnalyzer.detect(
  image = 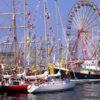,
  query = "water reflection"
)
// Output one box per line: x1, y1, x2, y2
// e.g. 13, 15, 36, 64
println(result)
74, 83, 100, 100
28, 91, 75, 100
0, 83, 100, 100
